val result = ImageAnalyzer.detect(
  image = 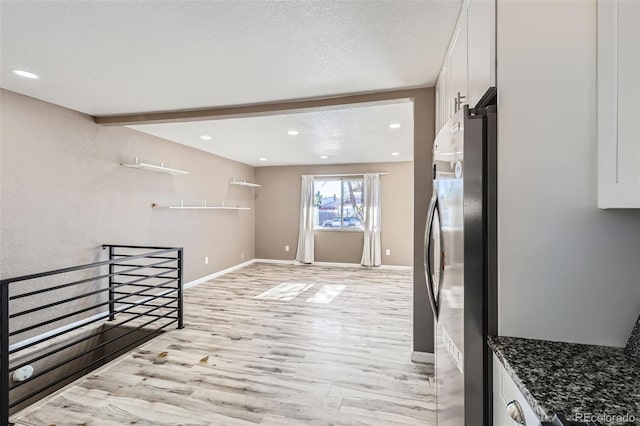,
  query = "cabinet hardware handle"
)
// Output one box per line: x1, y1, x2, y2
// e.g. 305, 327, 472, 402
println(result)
453, 92, 467, 113
506, 400, 526, 425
